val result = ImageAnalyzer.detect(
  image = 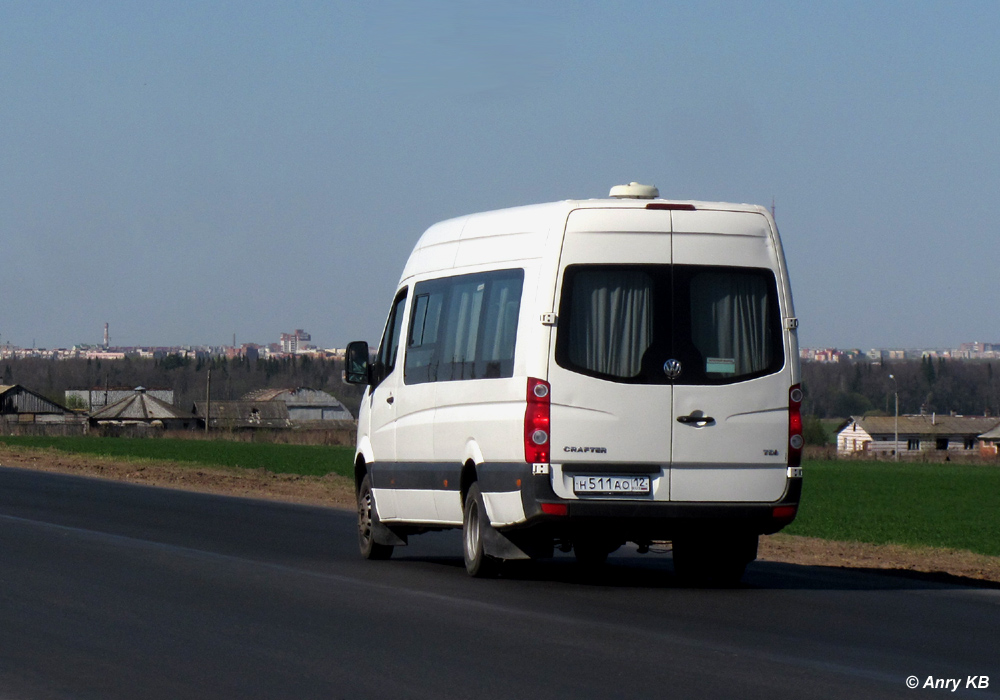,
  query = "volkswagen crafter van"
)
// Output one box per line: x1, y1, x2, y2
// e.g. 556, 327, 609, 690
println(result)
344, 183, 802, 584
